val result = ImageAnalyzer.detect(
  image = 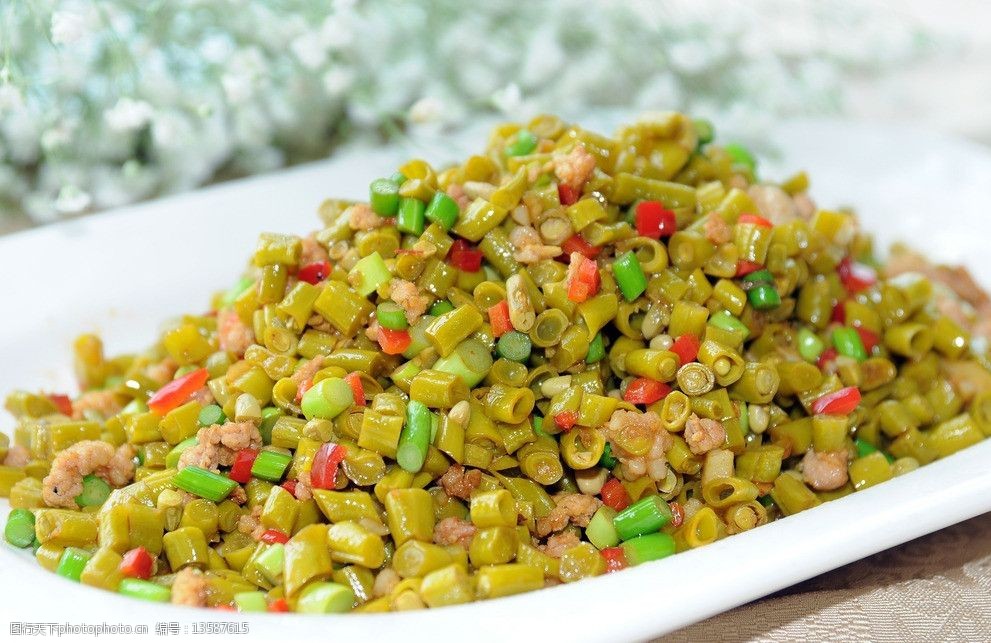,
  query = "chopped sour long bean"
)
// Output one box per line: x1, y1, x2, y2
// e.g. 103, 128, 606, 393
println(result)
2, 110, 990, 614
